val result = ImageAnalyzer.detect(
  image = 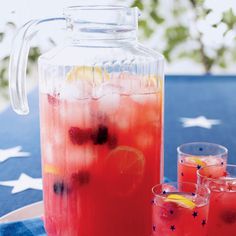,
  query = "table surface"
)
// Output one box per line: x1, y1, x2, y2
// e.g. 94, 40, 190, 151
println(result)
1, 75, 236, 217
